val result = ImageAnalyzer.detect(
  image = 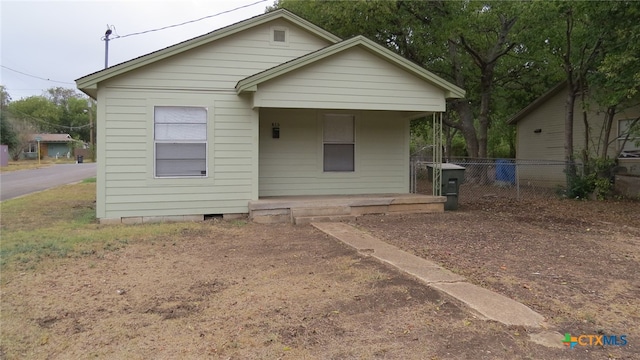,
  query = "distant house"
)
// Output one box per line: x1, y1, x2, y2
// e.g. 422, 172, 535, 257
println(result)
507, 83, 640, 186
76, 9, 465, 224
25, 133, 76, 159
